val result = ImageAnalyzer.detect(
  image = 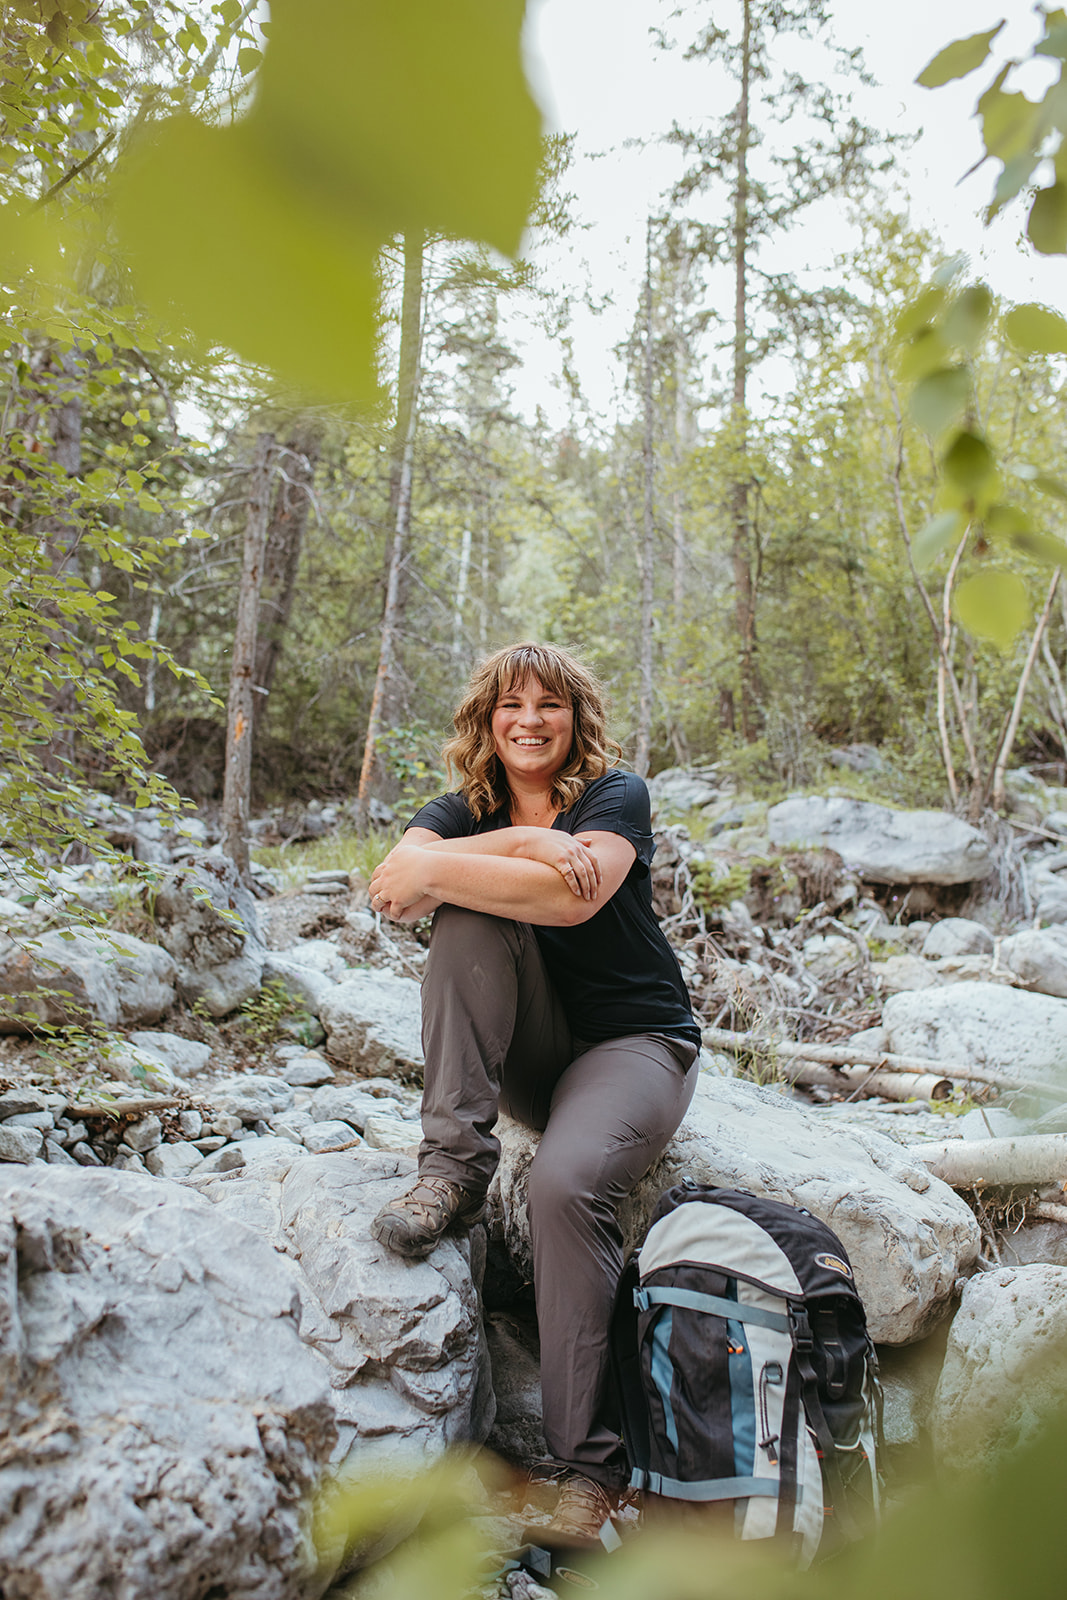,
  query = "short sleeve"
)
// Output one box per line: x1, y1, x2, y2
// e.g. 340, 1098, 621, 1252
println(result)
566, 772, 655, 869
404, 792, 477, 838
